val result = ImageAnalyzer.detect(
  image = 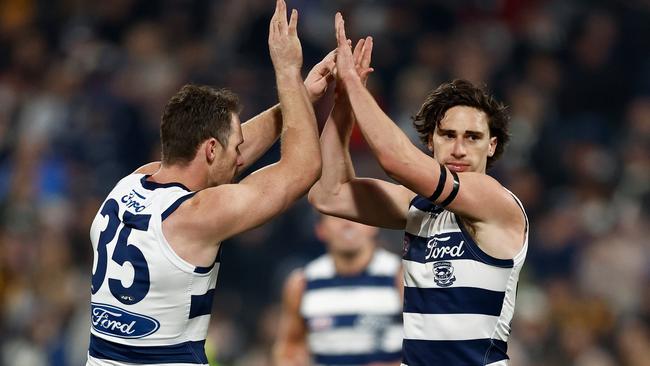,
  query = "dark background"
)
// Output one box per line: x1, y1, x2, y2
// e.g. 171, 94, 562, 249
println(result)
0, 0, 648, 365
